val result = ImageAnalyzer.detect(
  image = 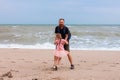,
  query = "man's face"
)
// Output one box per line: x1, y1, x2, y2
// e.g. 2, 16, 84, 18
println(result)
59, 20, 64, 27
